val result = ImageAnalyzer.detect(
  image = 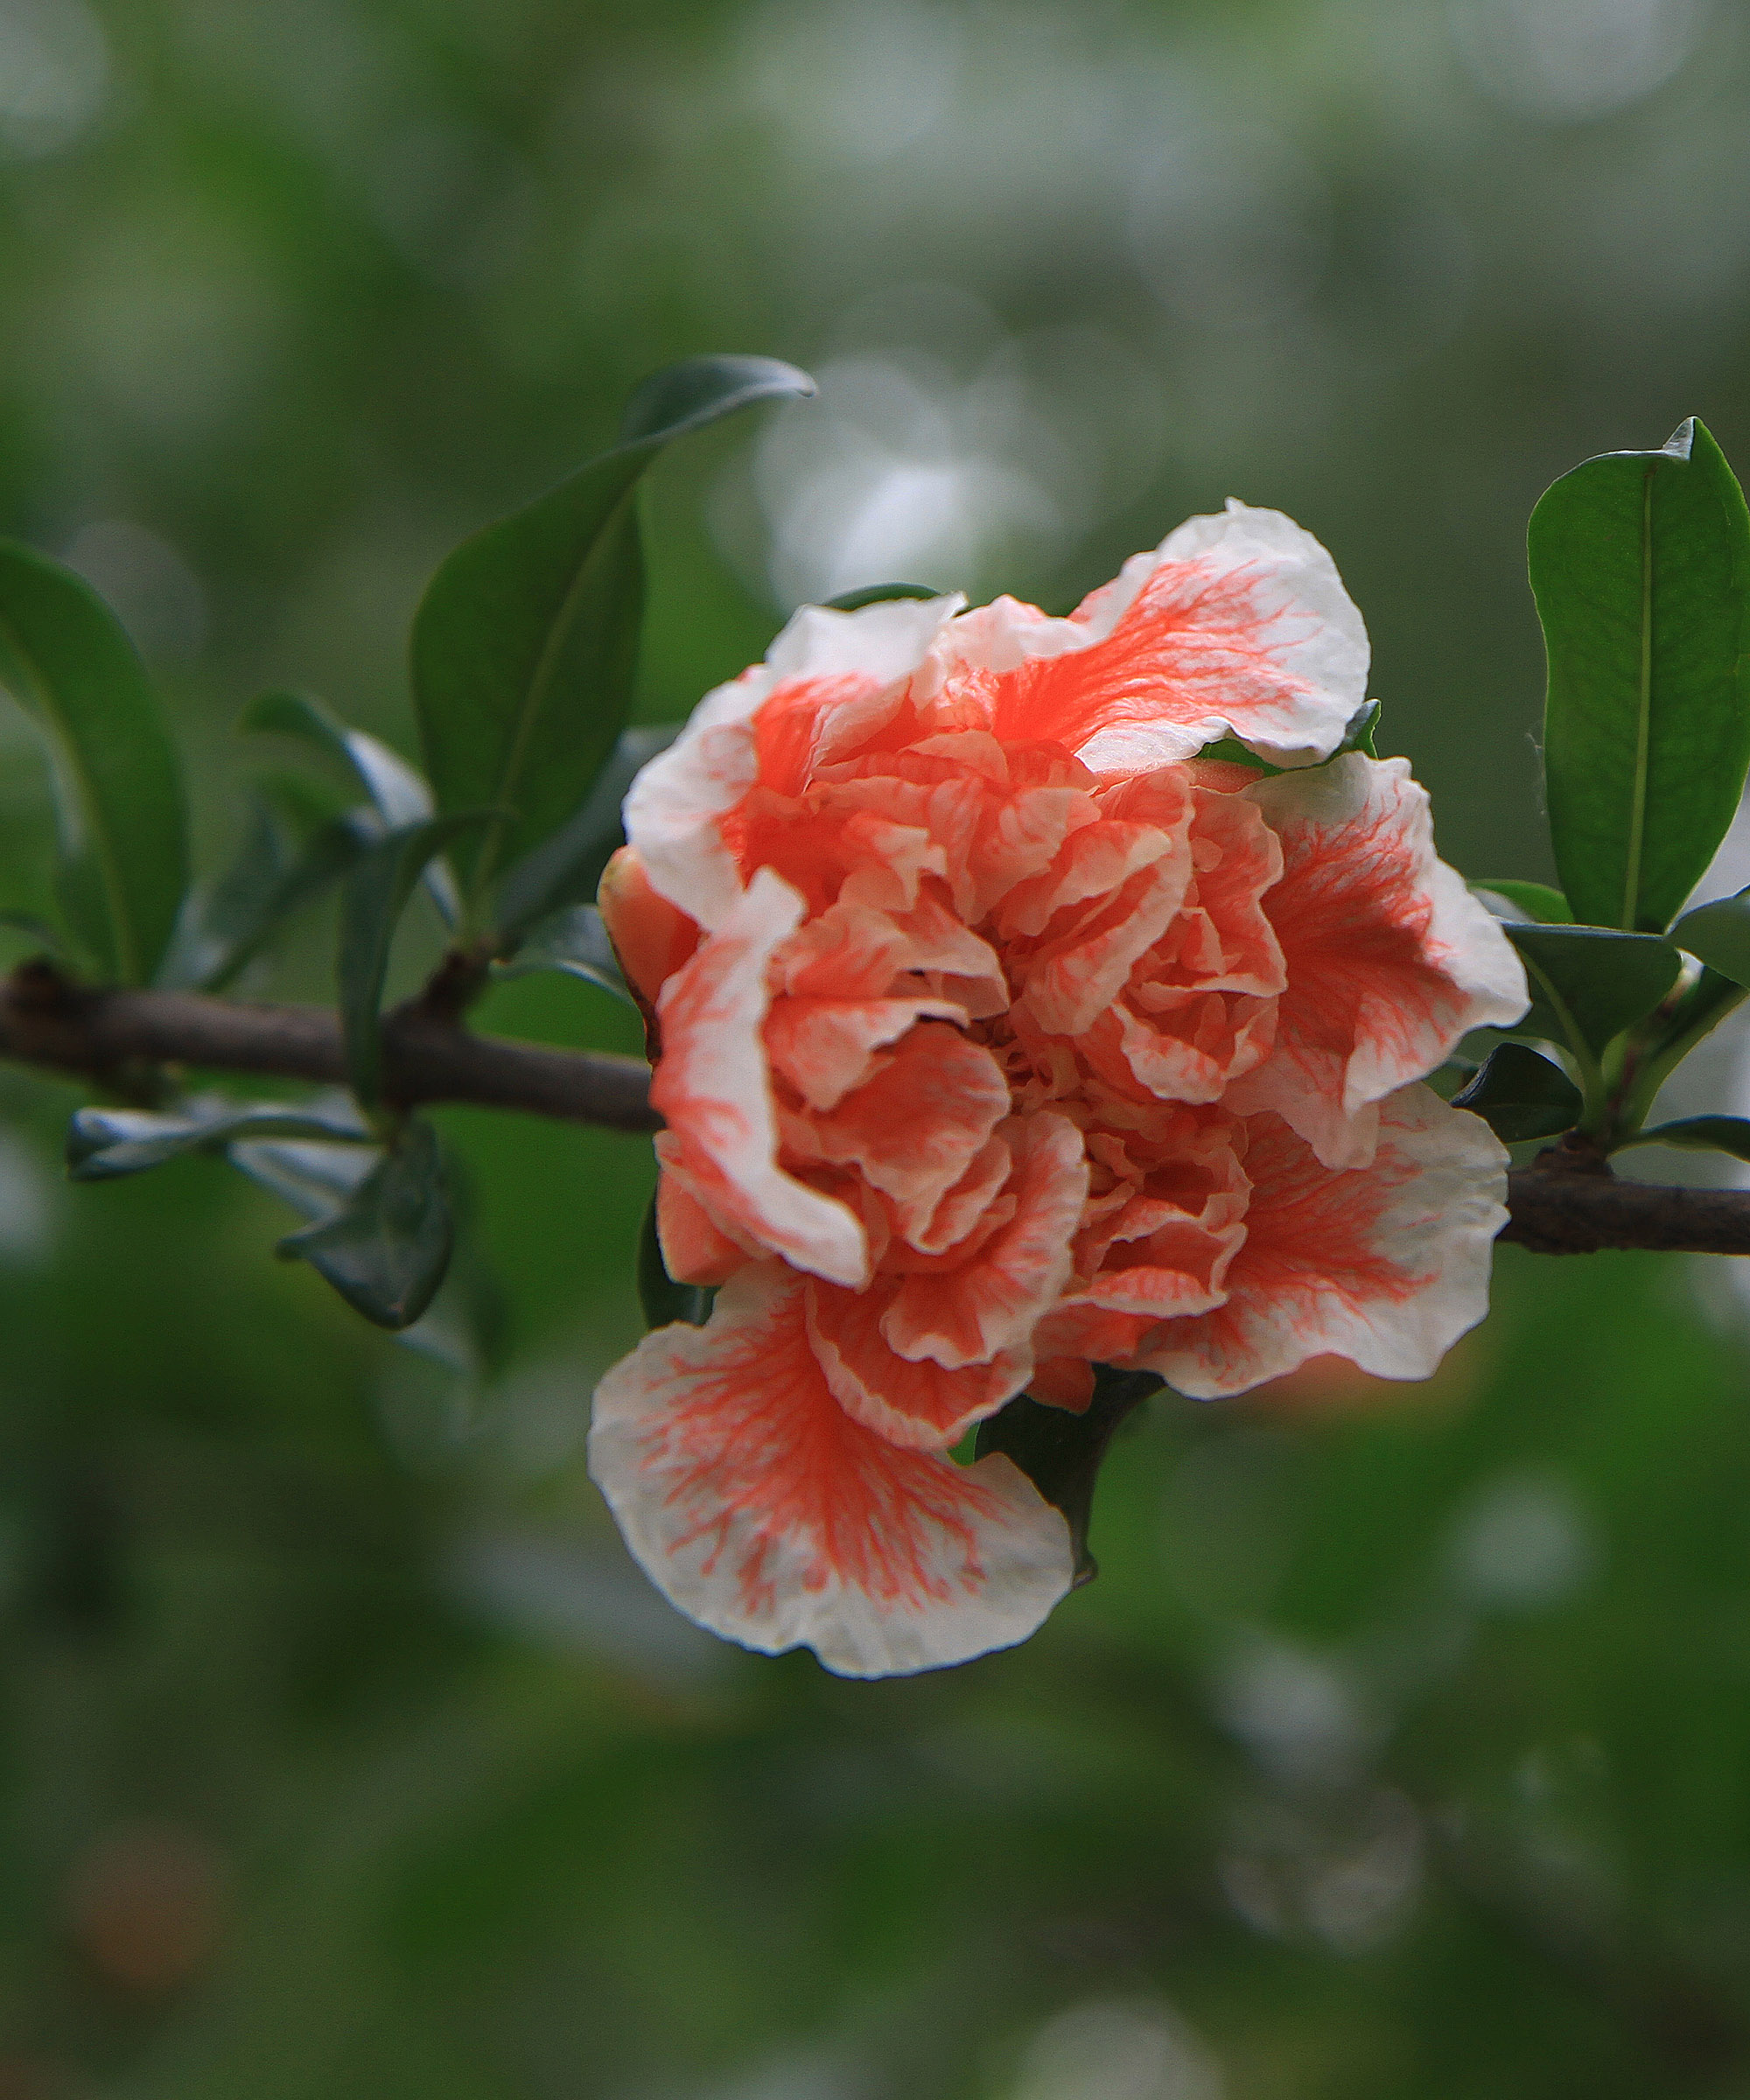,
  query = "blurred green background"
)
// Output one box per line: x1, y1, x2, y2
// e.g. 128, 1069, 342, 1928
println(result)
5, 1, 1750, 2093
